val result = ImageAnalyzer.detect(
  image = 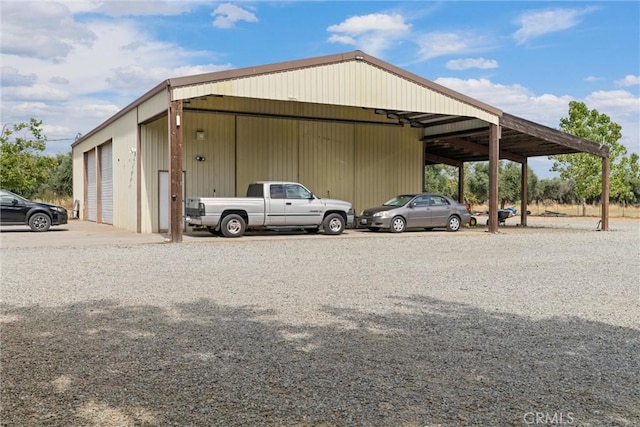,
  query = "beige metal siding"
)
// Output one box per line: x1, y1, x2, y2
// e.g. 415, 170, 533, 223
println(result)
353, 125, 423, 213
183, 113, 236, 198
109, 111, 138, 231
72, 110, 138, 231
298, 121, 355, 202
236, 116, 298, 195
173, 61, 498, 124
140, 117, 168, 233
186, 96, 398, 126
138, 90, 168, 123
